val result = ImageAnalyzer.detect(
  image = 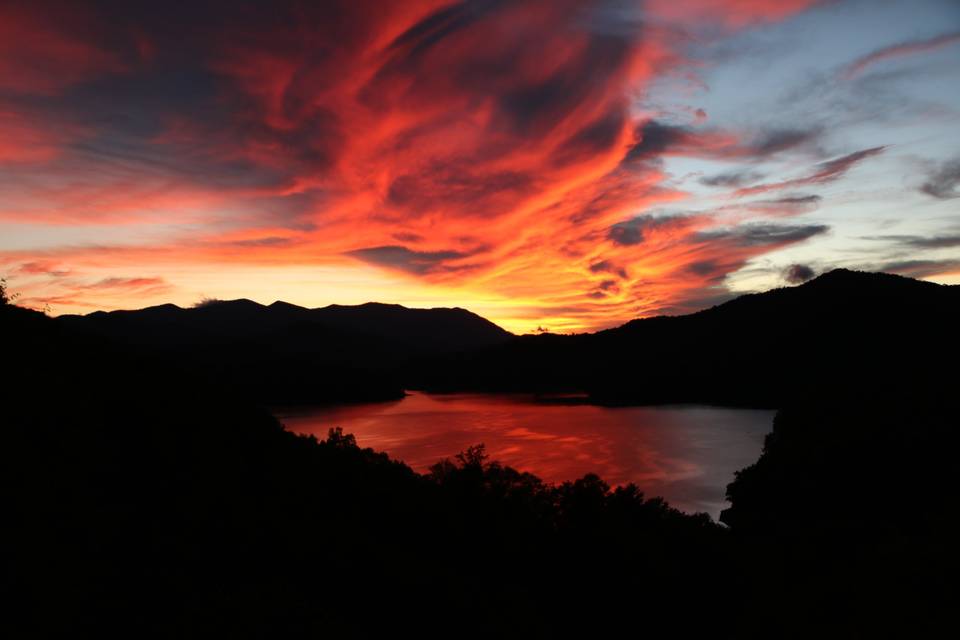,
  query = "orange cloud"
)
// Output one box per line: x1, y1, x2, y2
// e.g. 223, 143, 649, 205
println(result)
0, 0, 833, 332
